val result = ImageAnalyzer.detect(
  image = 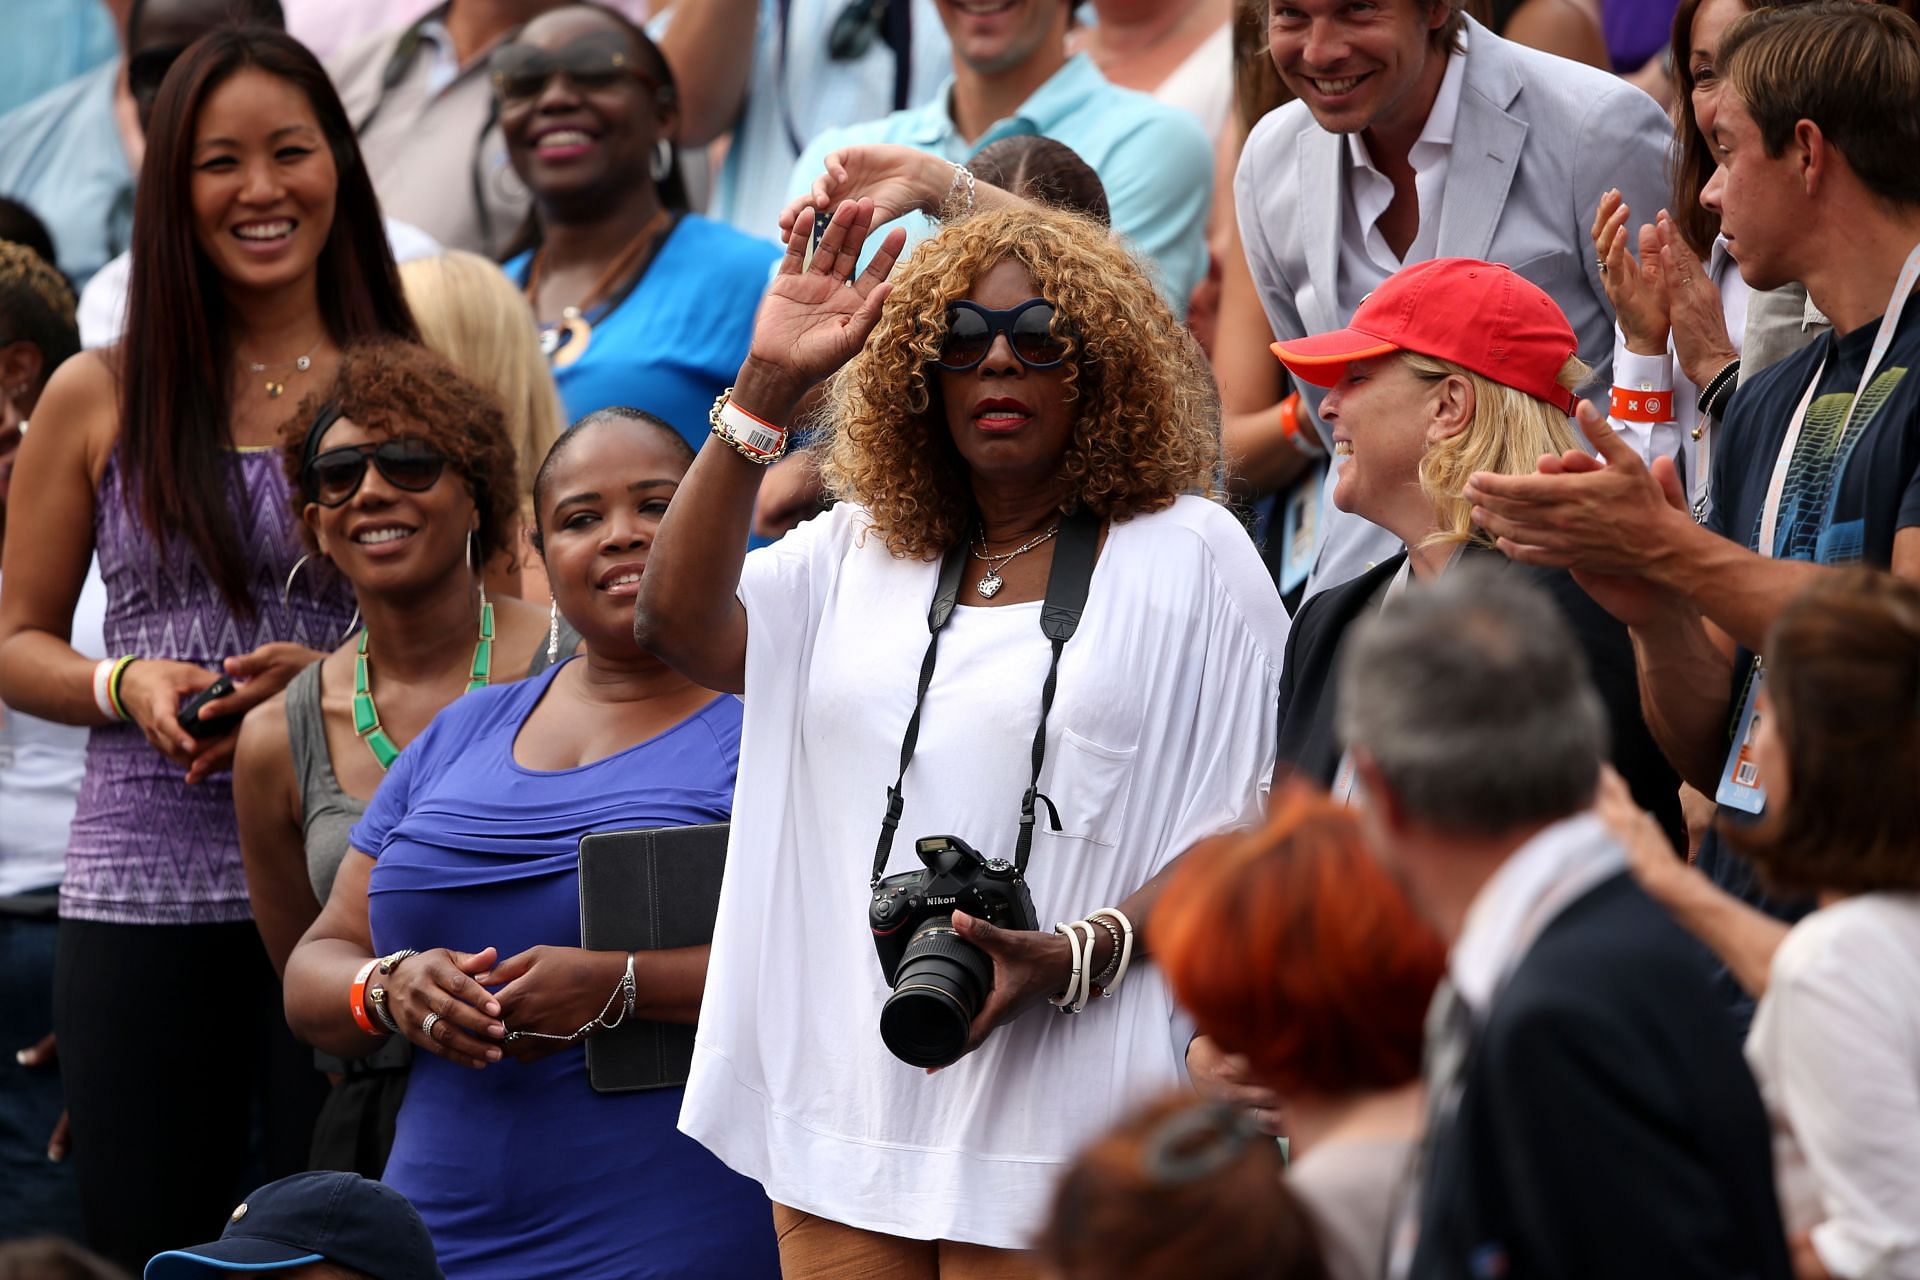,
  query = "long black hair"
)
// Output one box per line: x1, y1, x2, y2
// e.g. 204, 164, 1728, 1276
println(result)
119, 25, 416, 615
